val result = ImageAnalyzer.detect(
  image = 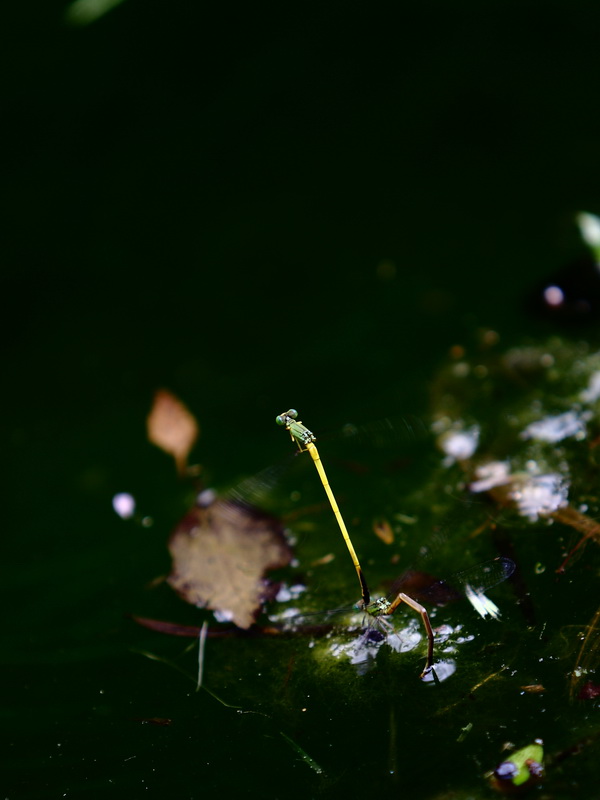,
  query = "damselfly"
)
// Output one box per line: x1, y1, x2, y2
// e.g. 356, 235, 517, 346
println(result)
276, 408, 515, 677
